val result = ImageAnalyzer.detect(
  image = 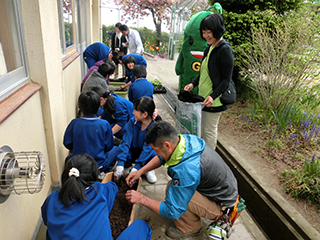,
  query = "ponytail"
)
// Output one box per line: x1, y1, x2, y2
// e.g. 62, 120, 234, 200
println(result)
59, 154, 99, 207
134, 97, 161, 121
